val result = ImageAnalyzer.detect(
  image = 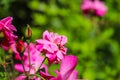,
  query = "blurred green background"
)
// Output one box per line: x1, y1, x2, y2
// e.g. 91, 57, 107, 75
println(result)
0, 0, 120, 80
